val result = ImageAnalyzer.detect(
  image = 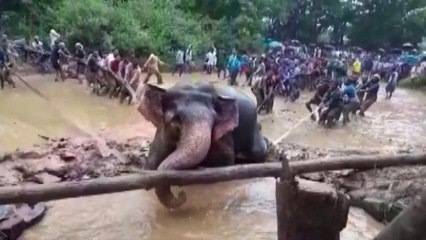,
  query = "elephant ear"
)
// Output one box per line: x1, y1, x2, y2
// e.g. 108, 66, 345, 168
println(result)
212, 96, 239, 141
138, 84, 167, 127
